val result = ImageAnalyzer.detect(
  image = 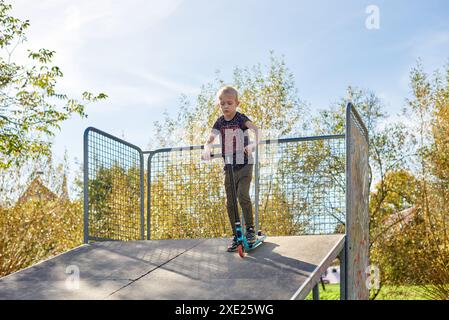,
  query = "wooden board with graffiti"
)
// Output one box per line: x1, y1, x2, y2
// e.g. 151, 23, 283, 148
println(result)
345, 103, 370, 300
